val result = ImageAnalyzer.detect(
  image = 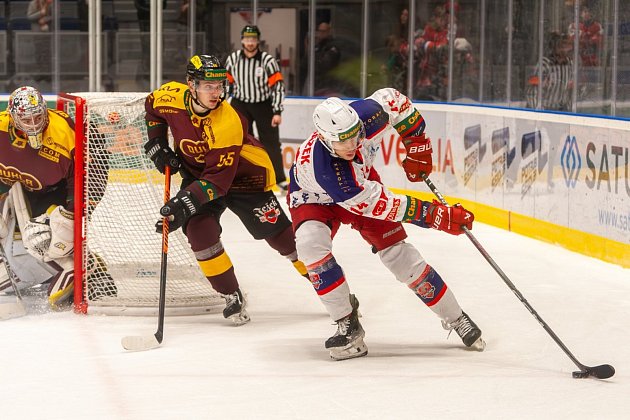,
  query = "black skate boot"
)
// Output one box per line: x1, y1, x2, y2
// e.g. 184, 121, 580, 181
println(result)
223, 288, 250, 325
442, 311, 485, 351
325, 295, 367, 360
